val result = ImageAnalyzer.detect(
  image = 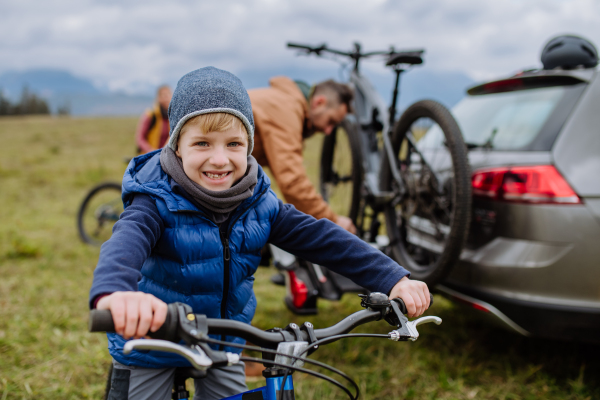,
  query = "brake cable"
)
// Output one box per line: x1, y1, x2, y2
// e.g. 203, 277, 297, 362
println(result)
240, 355, 356, 400
206, 333, 392, 400
279, 333, 391, 400
202, 336, 360, 400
